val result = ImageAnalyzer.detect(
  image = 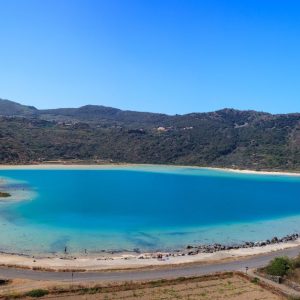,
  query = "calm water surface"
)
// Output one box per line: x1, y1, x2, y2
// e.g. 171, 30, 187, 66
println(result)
0, 166, 300, 254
